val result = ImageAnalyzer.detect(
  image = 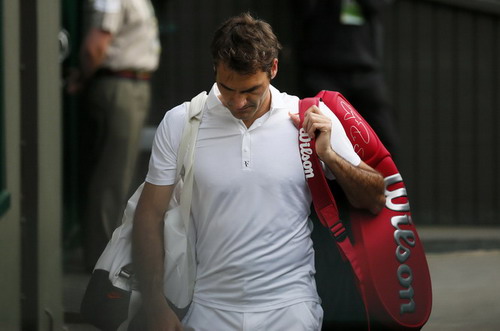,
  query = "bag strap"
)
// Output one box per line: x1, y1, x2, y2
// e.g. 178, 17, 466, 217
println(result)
177, 91, 208, 230
298, 98, 343, 237
298, 98, 370, 328
176, 91, 208, 179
